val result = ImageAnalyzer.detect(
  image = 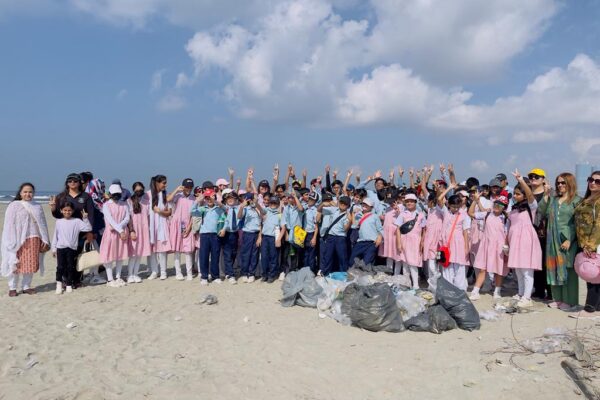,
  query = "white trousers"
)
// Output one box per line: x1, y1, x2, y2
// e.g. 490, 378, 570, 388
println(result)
150, 252, 168, 277
402, 262, 420, 289
8, 273, 33, 290
515, 268, 534, 299
174, 252, 194, 277
105, 261, 123, 281
128, 256, 142, 277
442, 263, 467, 291
387, 258, 402, 276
